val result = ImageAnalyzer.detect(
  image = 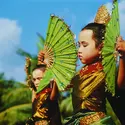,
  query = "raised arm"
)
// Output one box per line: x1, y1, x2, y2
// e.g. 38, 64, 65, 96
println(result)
50, 80, 59, 100
116, 36, 125, 88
